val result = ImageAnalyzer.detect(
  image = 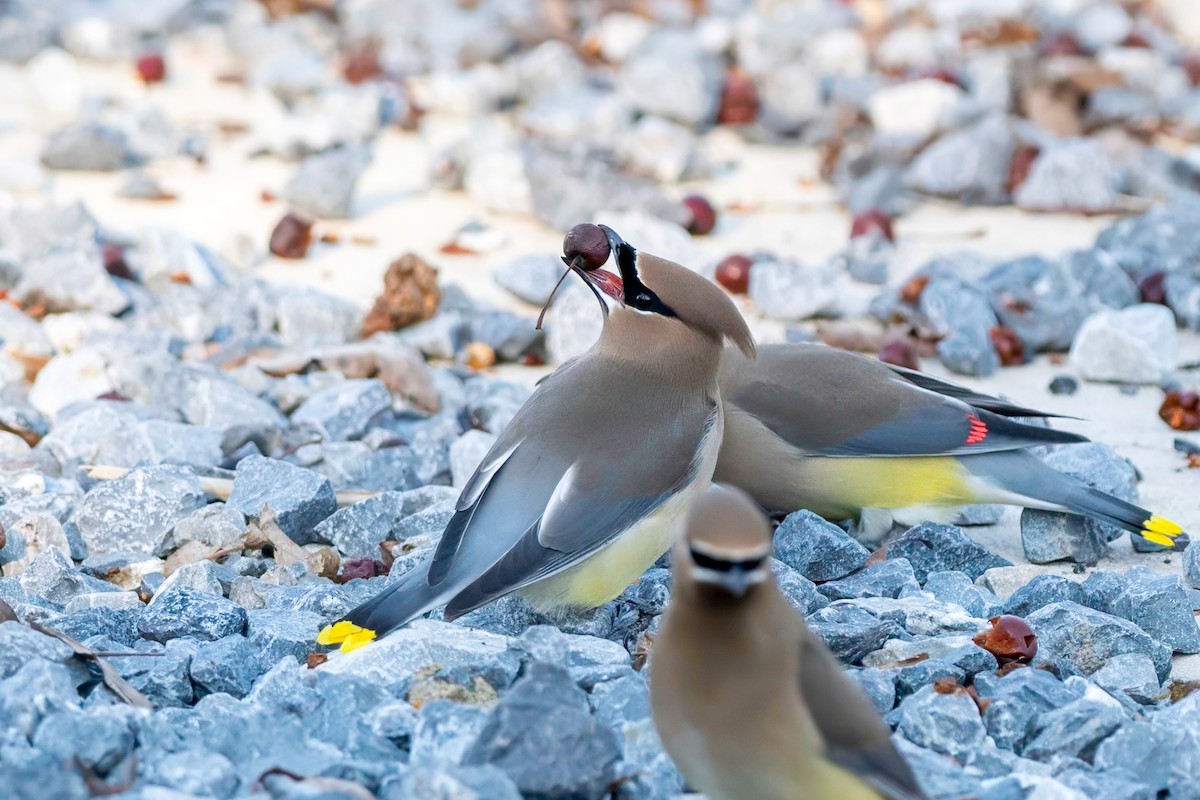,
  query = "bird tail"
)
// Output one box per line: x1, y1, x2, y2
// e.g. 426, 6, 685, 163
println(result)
962, 450, 1188, 550
316, 559, 447, 653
